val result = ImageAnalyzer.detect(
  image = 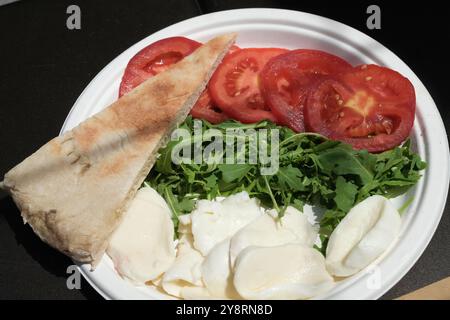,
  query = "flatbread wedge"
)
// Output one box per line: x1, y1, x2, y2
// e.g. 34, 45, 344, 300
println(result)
1, 33, 237, 267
